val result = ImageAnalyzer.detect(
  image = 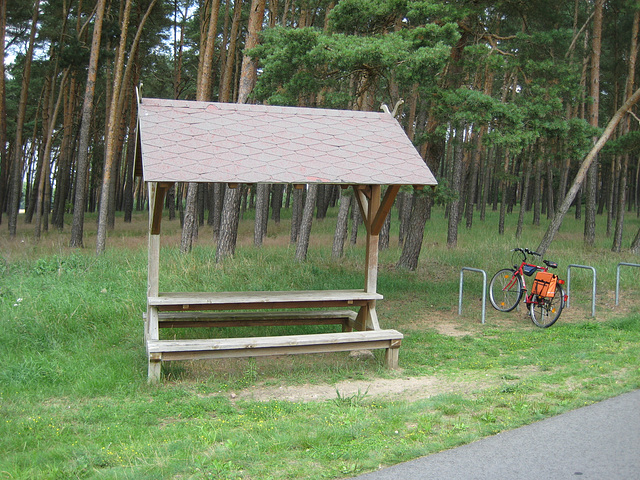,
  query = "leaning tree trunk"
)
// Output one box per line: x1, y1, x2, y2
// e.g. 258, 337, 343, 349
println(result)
537, 85, 640, 255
